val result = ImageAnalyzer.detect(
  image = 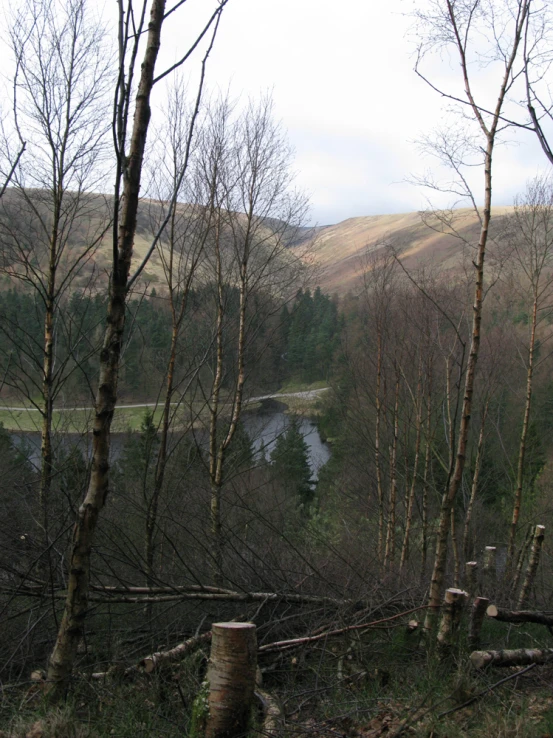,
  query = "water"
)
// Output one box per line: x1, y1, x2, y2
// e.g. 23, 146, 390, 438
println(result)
11, 408, 331, 479
243, 407, 330, 480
